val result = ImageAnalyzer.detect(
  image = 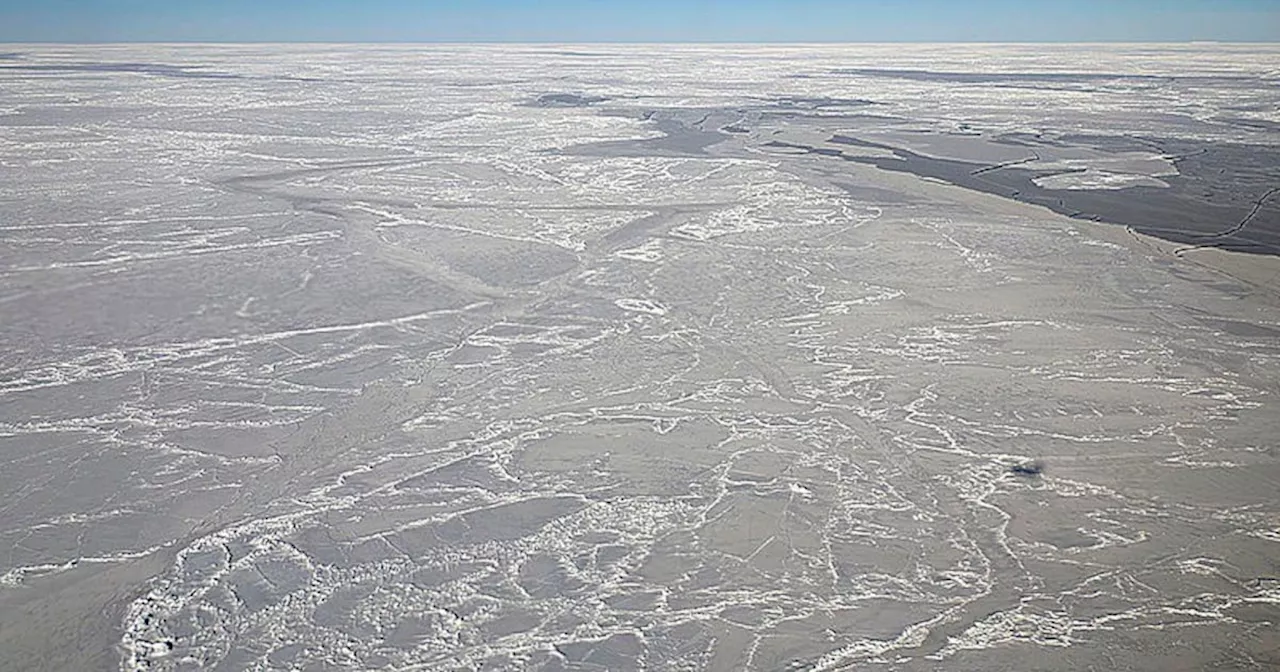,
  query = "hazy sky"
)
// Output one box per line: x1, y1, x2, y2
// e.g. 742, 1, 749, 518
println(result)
2, 0, 1278, 43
